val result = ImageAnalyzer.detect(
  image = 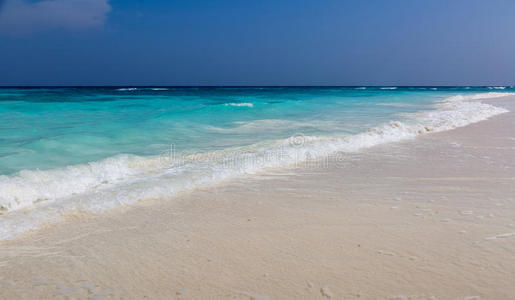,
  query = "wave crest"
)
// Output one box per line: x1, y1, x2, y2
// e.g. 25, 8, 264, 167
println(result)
224, 102, 254, 108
